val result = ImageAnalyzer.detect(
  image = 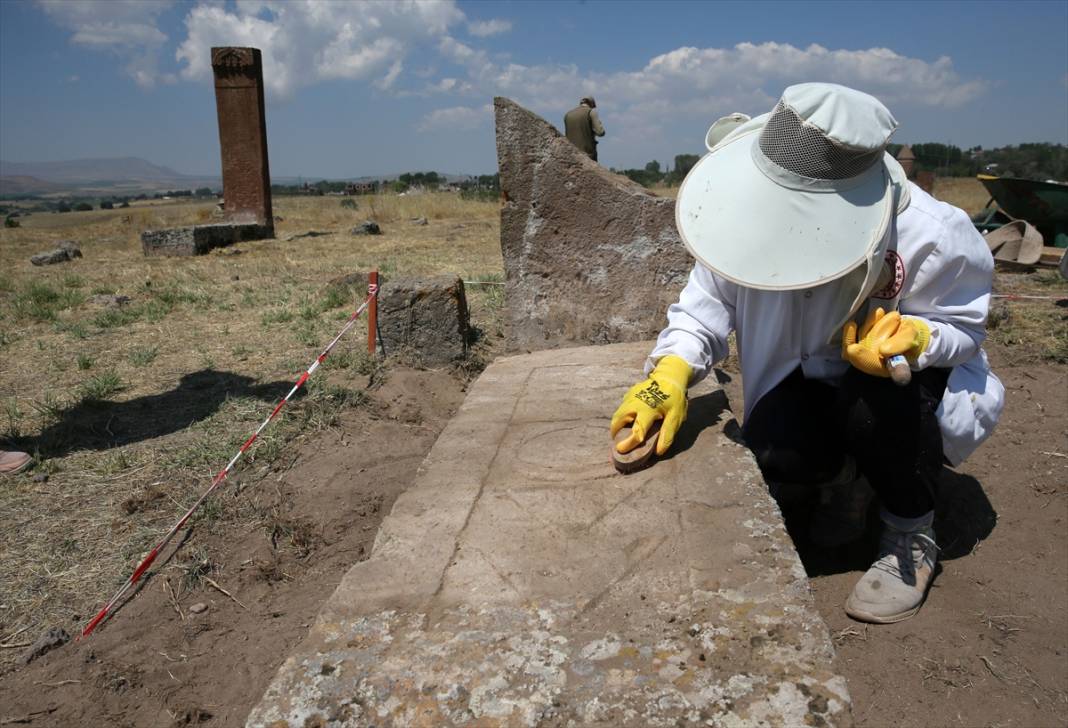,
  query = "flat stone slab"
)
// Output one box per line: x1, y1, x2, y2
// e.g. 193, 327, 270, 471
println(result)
141, 222, 273, 257
247, 342, 851, 727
